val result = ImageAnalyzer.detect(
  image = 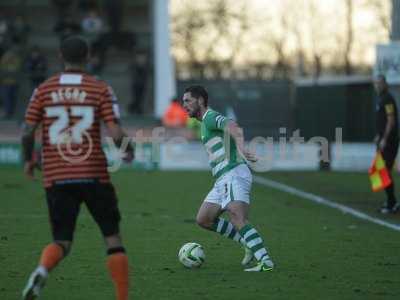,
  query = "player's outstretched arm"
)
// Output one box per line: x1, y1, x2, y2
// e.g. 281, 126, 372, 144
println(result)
105, 122, 135, 163
226, 121, 257, 162
21, 122, 39, 179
